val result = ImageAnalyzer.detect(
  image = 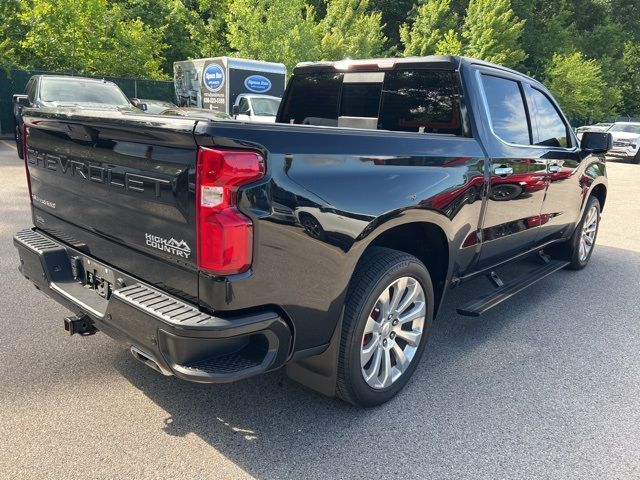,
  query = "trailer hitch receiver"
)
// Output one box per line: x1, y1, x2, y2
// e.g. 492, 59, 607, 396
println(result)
64, 313, 97, 336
